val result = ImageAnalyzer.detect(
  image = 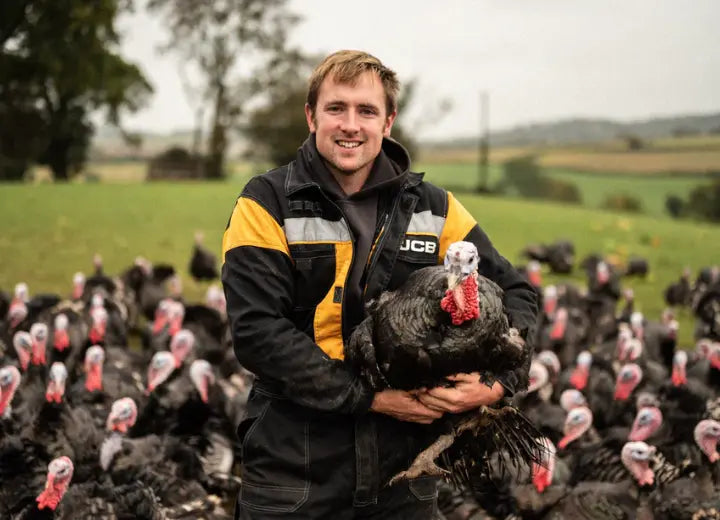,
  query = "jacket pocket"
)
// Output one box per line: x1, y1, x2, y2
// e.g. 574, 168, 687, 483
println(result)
387, 236, 439, 292
238, 394, 310, 513
236, 389, 271, 461
289, 243, 336, 310
408, 476, 439, 501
